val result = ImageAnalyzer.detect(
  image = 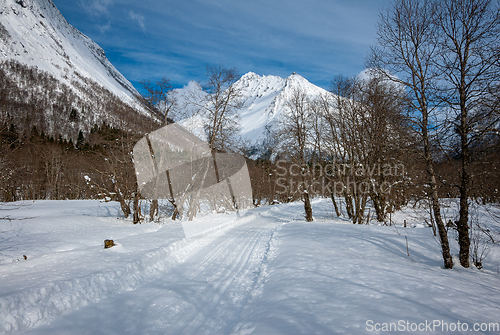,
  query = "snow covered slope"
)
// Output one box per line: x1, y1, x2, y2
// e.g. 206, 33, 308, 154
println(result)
236, 72, 330, 147
237, 72, 329, 143
0, 0, 155, 130
233, 72, 286, 143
